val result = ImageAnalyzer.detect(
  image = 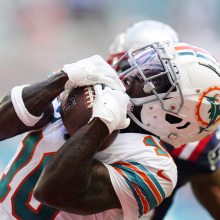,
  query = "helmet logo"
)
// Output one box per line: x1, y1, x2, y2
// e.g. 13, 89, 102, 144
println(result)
196, 87, 220, 133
